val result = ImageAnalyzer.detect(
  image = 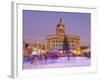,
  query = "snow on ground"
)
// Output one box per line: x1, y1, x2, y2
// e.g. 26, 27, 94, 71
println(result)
23, 57, 91, 69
